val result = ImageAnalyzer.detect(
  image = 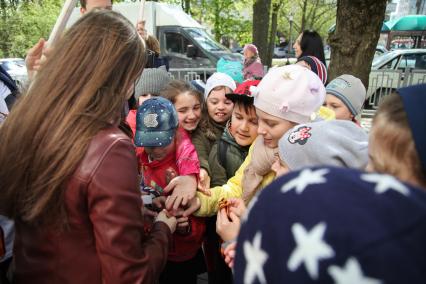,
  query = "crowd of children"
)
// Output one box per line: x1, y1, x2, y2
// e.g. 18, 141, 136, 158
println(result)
0, 7, 425, 284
